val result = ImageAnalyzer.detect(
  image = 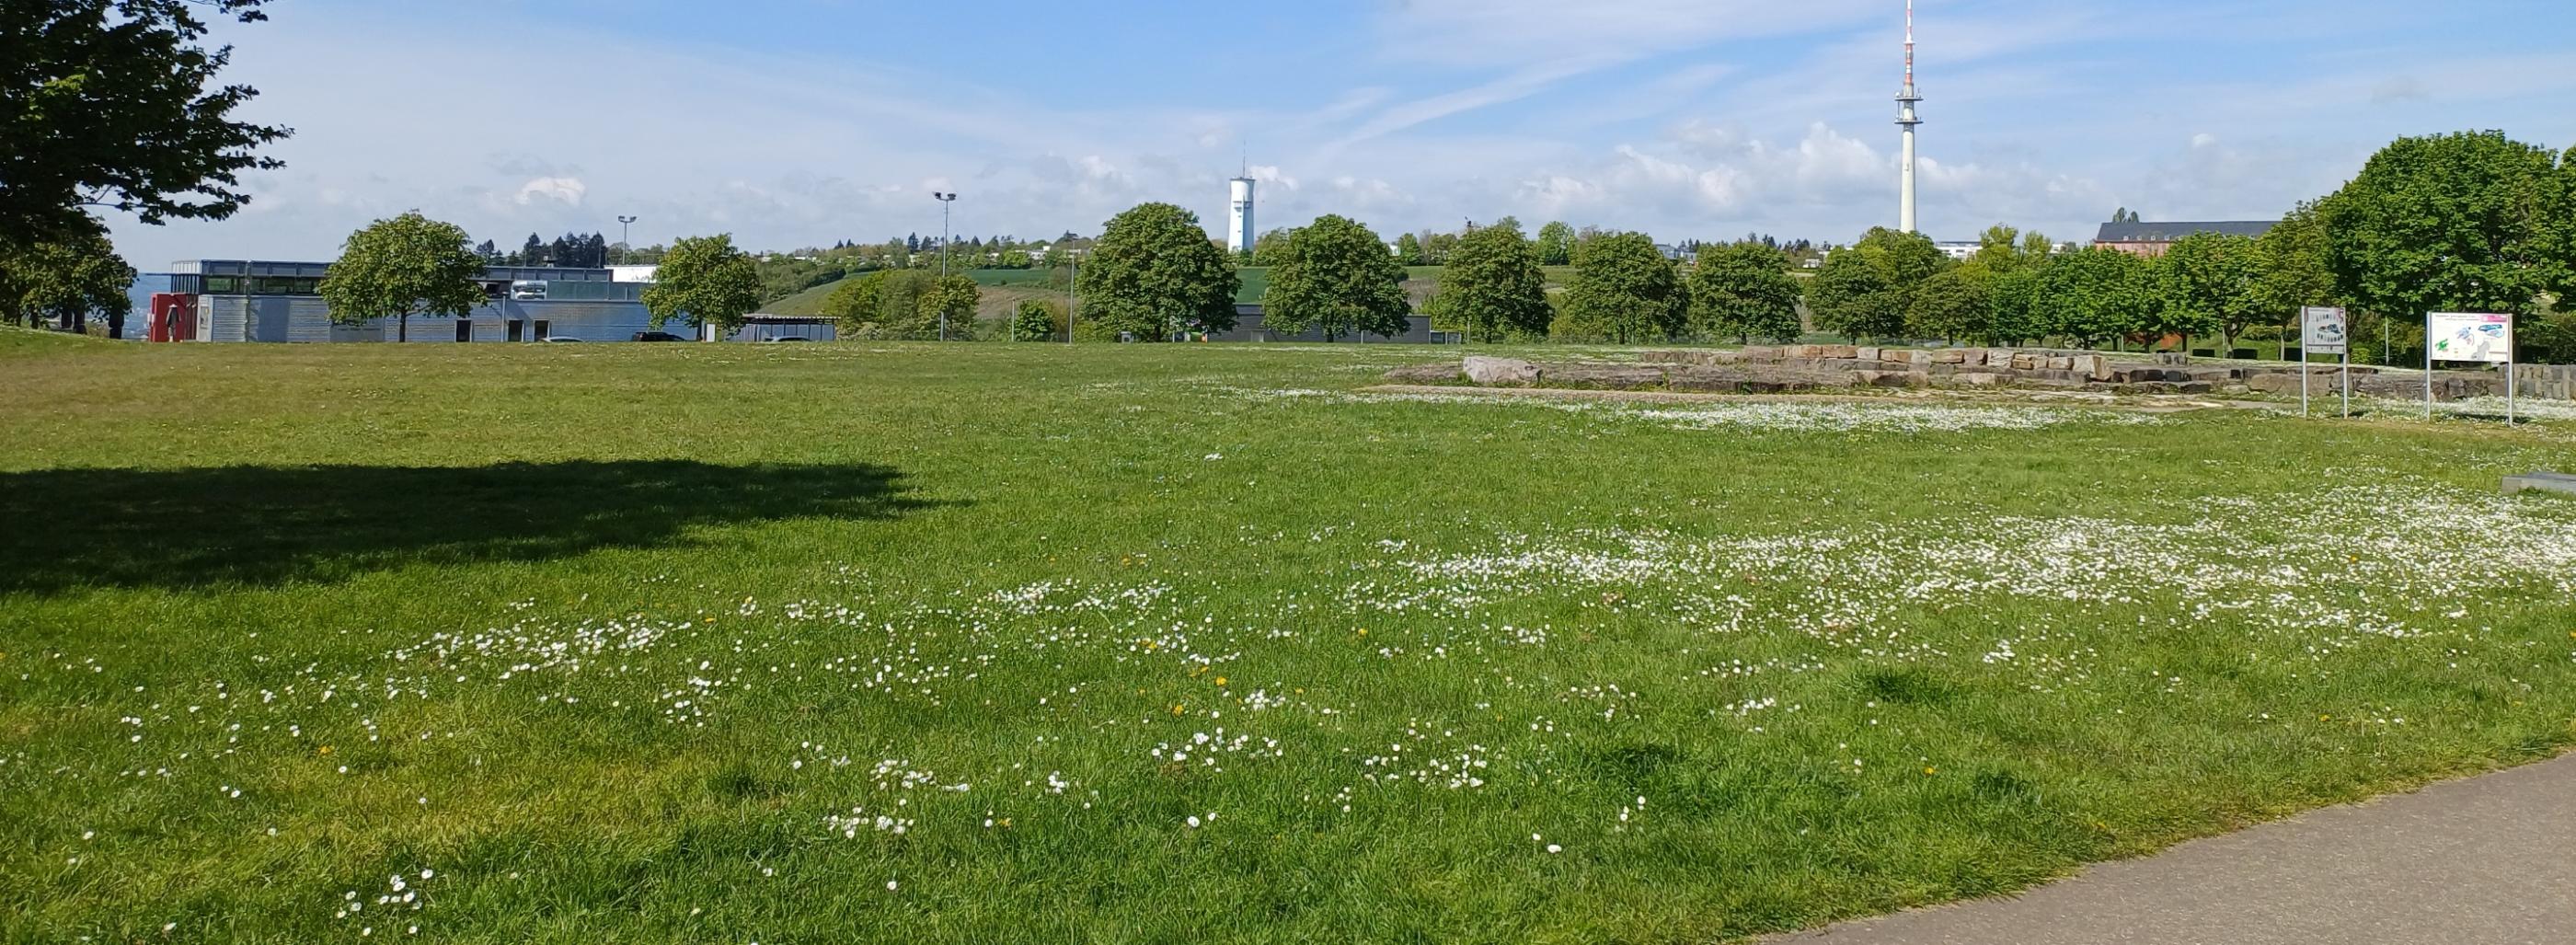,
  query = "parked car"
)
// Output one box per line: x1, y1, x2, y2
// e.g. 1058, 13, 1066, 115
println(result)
760, 336, 811, 343
542, 337, 583, 342
631, 331, 690, 342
